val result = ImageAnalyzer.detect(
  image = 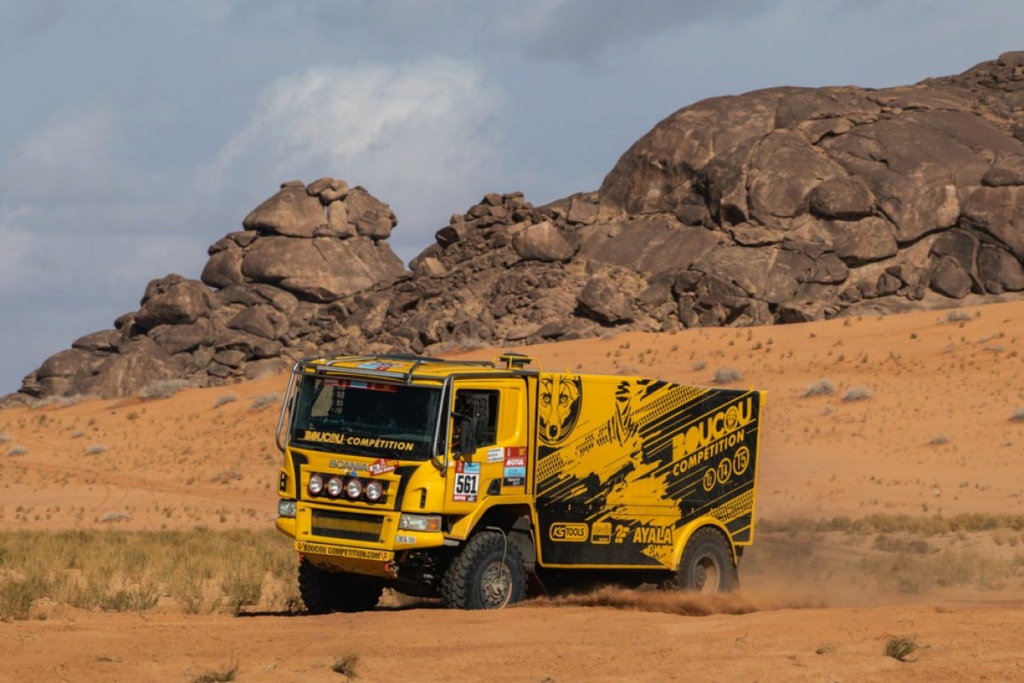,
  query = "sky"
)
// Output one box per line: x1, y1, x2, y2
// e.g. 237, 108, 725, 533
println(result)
2, 0, 1023, 395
